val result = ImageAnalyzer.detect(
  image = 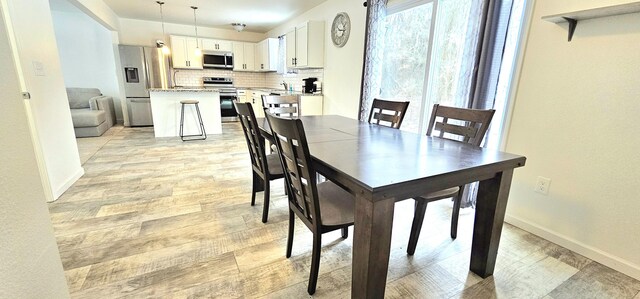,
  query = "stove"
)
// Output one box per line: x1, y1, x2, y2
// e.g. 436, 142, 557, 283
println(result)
203, 77, 236, 94
202, 77, 238, 122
